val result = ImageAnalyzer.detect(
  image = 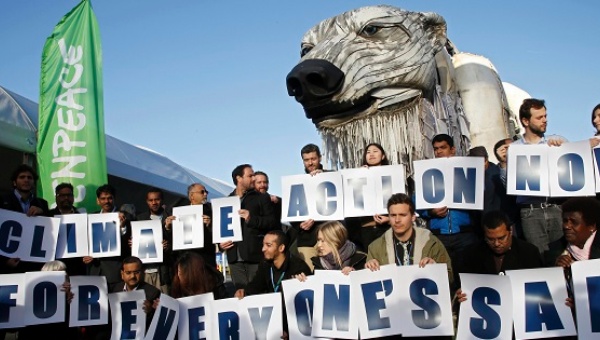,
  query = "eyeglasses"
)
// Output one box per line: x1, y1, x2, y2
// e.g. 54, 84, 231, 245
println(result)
485, 233, 510, 245
56, 193, 74, 198
191, 190, 209, 195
